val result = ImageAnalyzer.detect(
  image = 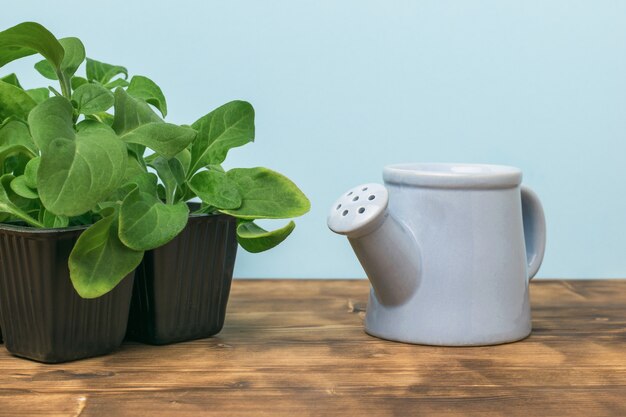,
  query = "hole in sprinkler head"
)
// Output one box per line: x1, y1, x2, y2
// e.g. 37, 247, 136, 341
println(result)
358, 207, 365, 214
352, 196, 359, 201
368, 195, 375, 200
362, 187, 368, 191
336, 204, 342, 210
347, 191, 353, 196
342, 210, 349, 216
